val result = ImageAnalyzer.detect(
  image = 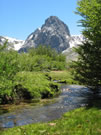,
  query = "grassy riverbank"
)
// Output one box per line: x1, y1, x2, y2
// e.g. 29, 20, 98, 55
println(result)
0, 70, 74, 113
0, 70, 76, 113
0, 107, 101, 135
49, 70, 78, 84
0, 98, 57, 115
